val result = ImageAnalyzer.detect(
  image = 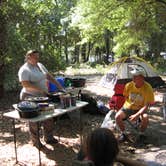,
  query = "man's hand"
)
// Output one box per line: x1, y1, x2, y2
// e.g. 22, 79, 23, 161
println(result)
129, 113, 139, 122
59, 89, 66, 93
41, 90, 49, 96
